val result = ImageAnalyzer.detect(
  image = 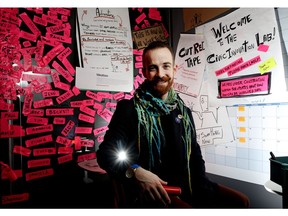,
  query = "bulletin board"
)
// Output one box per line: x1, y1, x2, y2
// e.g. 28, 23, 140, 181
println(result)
0, 7, 171, 206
